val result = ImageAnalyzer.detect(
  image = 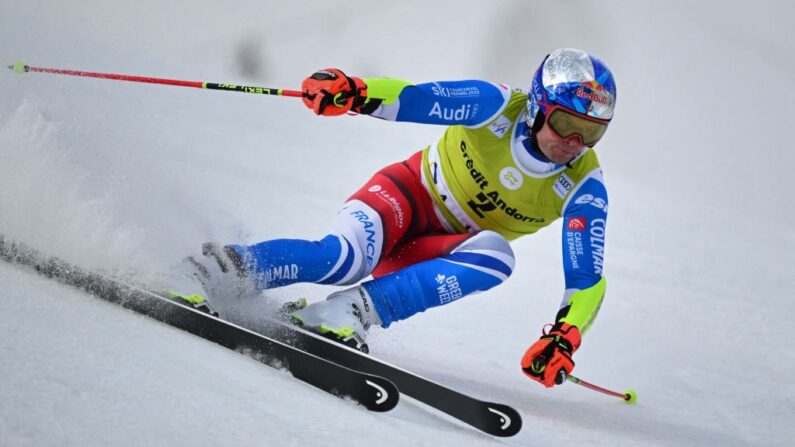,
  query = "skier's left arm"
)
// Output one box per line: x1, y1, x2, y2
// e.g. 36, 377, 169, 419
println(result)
557, 170, 608, 334
521, 169, 608, 388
